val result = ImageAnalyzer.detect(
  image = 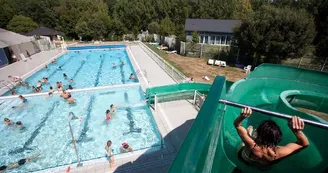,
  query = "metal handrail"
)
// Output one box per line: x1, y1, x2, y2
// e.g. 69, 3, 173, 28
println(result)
219, 99, 328, 130
68, 112, 81, 165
